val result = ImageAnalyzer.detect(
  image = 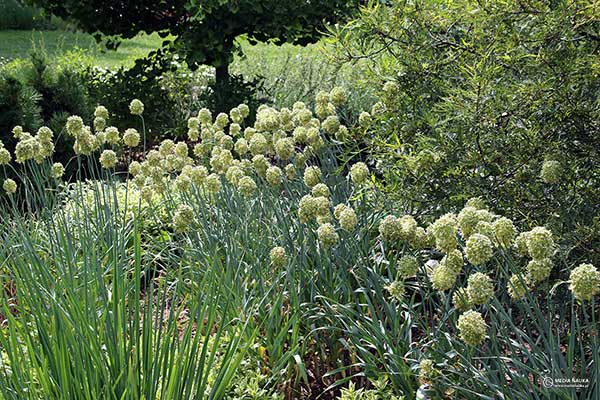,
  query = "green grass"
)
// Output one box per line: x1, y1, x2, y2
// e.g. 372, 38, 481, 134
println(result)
0, 29, 163, 68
